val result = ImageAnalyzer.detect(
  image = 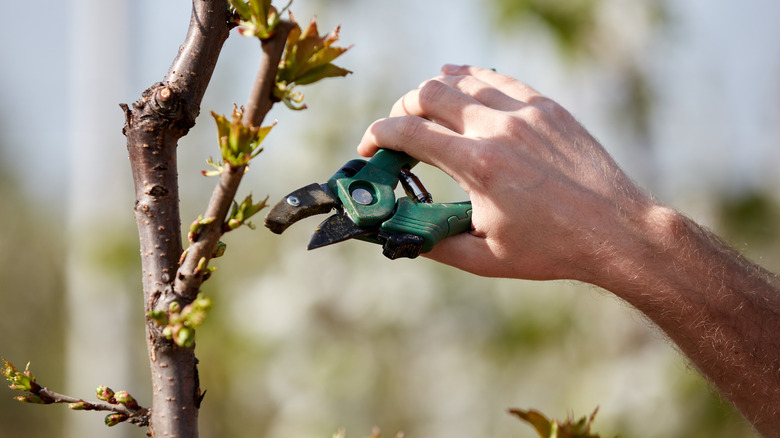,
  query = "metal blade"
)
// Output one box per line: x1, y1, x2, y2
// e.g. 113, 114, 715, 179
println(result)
307, 214, 377, 250
264, 183, 338, 234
